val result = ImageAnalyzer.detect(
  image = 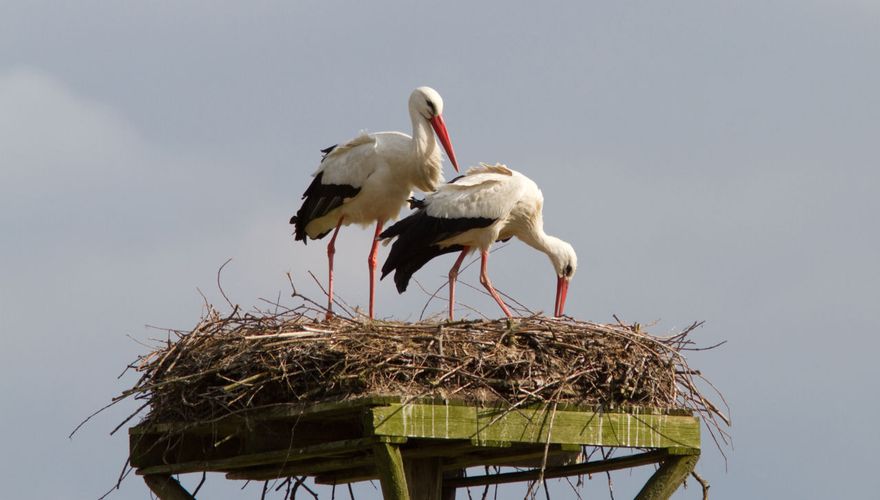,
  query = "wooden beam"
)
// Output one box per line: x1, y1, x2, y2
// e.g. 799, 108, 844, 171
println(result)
372, 442, 410, 500
137, 437, 383, 476
142, 474, 195, 500
128, 396, 404, 436
222, 437, 406, 481
128, 400, 702, 497
314, 466, 378, 486
445, 450, 669, 489
442, 444, 574, 470
401, 440, 475, 458
405, 457, 443, 500
130, 418, 364, 469
314, 445, 571, 484
635, 454, 699, 500
228, 454, 374, 481
129, 397, 695, 437
441, 470, 461, 500
366, 403, 700, 450
237, 440, 466, 484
